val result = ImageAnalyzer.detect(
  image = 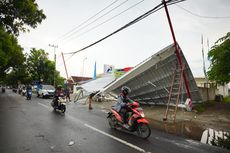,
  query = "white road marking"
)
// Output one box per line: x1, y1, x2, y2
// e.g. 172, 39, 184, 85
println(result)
38, 102, 50, 109
101, 109, 109, 113
84, 123, 148, 153
38, 102, 150, 153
